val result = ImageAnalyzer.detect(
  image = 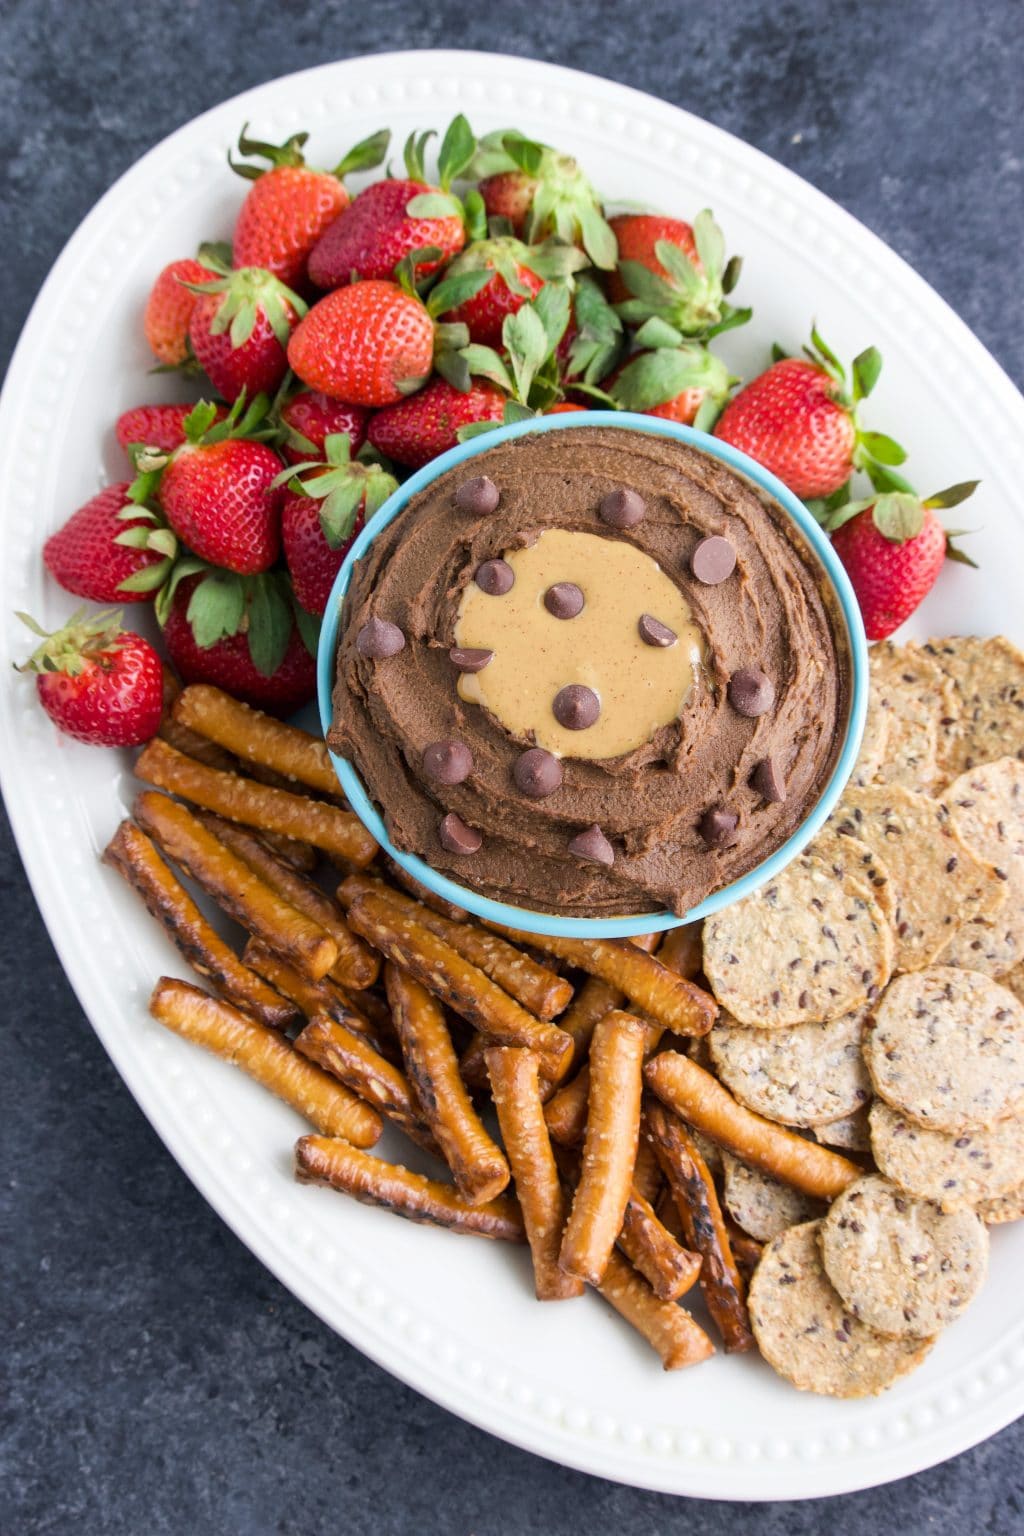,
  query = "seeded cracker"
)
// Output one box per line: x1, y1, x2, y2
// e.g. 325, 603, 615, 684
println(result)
976, 1186, 1024, 1224
938, 758, 1024, 978
922, 635, 1024, 783
831, 783, 1005, 973
851, 687, 890, 788
812, 1106, 873, 1152
1003, 963, 1024, 1007
721, 1152, 825, 1241
820, 1174, 988, 1337
702, 856, 893, 1028
869, 1099, 1024, 1208
748, 1220, 934, 1397
867, 642, 956, 792
803, 829, 896, 922
708, 1008, 871, 1126
864, 967, 1024, 1133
